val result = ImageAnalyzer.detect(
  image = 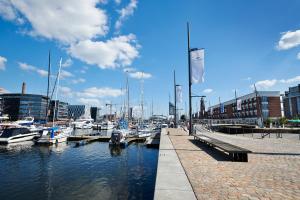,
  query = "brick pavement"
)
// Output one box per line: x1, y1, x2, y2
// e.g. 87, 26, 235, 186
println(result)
167, 128, 300, 200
